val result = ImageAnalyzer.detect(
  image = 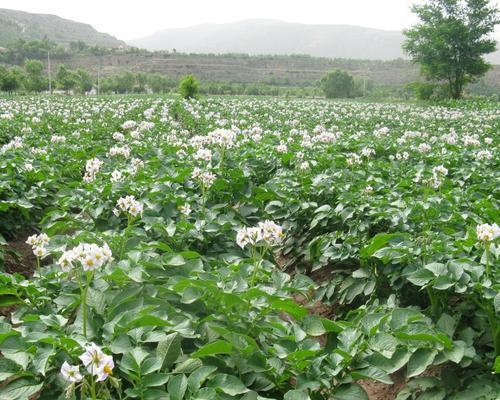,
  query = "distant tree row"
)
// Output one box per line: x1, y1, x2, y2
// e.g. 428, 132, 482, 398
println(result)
0, 62, 324, 97
0, 61, 93, 94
